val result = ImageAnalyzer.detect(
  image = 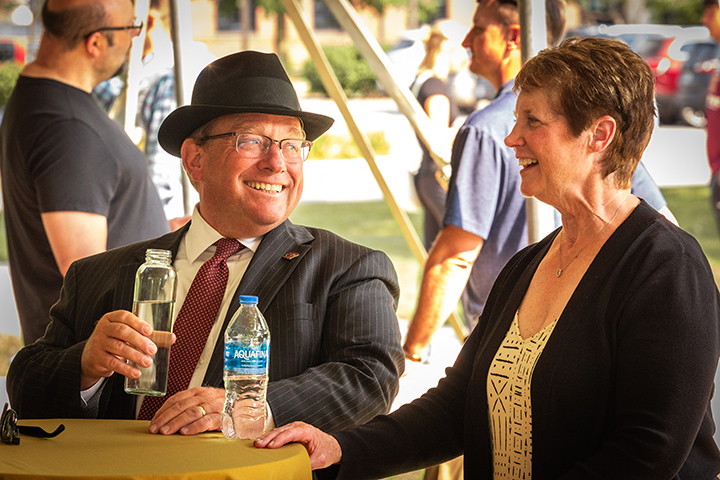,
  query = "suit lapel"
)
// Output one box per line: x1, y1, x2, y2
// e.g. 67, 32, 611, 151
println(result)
204, 220, 314, 385
236, 220, 314, 311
